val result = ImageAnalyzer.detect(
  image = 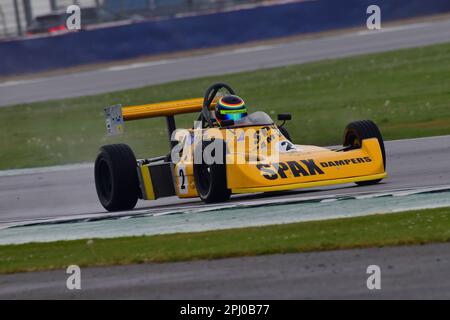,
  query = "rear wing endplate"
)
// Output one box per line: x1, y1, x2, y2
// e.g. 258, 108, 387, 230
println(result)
105, 104, 125, 136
